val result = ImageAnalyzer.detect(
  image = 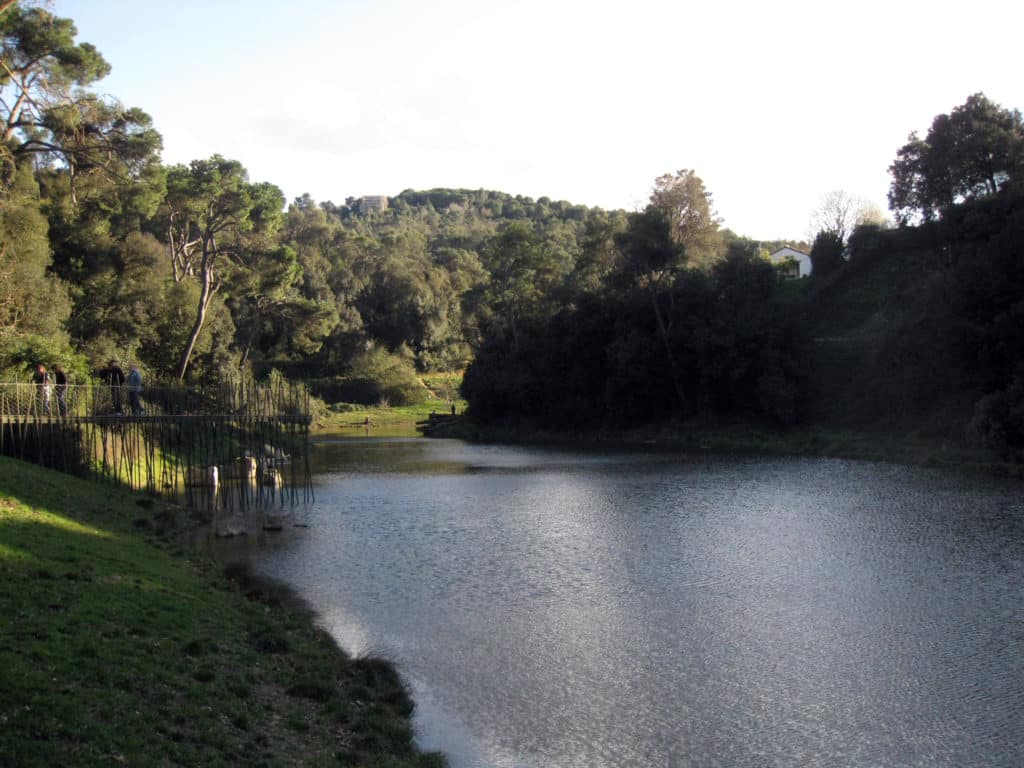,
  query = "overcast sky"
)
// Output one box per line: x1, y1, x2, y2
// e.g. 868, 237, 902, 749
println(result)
54, 0, 1023, 240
